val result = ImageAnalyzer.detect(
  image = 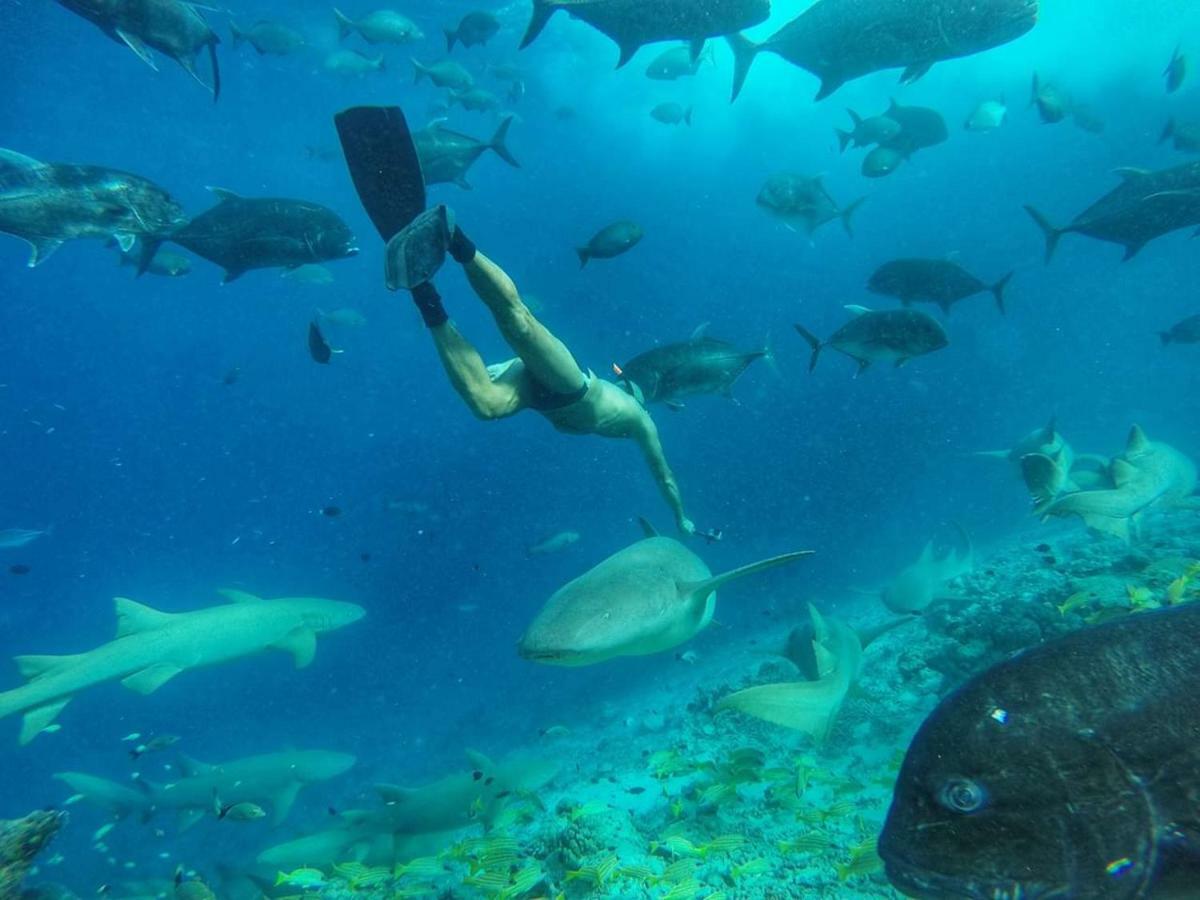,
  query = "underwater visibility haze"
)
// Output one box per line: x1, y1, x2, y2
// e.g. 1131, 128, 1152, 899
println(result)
2, 0, 1200, 896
